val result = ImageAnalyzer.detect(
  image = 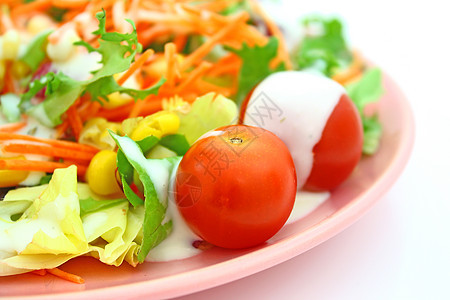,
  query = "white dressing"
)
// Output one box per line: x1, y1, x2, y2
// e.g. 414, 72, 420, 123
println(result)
146, 159, 201, 262
243, 71, 344, 189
